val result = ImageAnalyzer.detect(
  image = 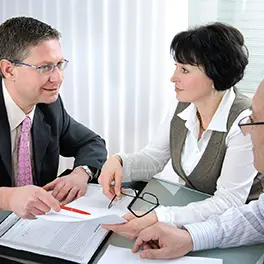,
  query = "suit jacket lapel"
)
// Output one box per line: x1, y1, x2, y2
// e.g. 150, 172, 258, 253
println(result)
0, 120, 12, 178
0, 82, 12, 181
32, 107, 51, 184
